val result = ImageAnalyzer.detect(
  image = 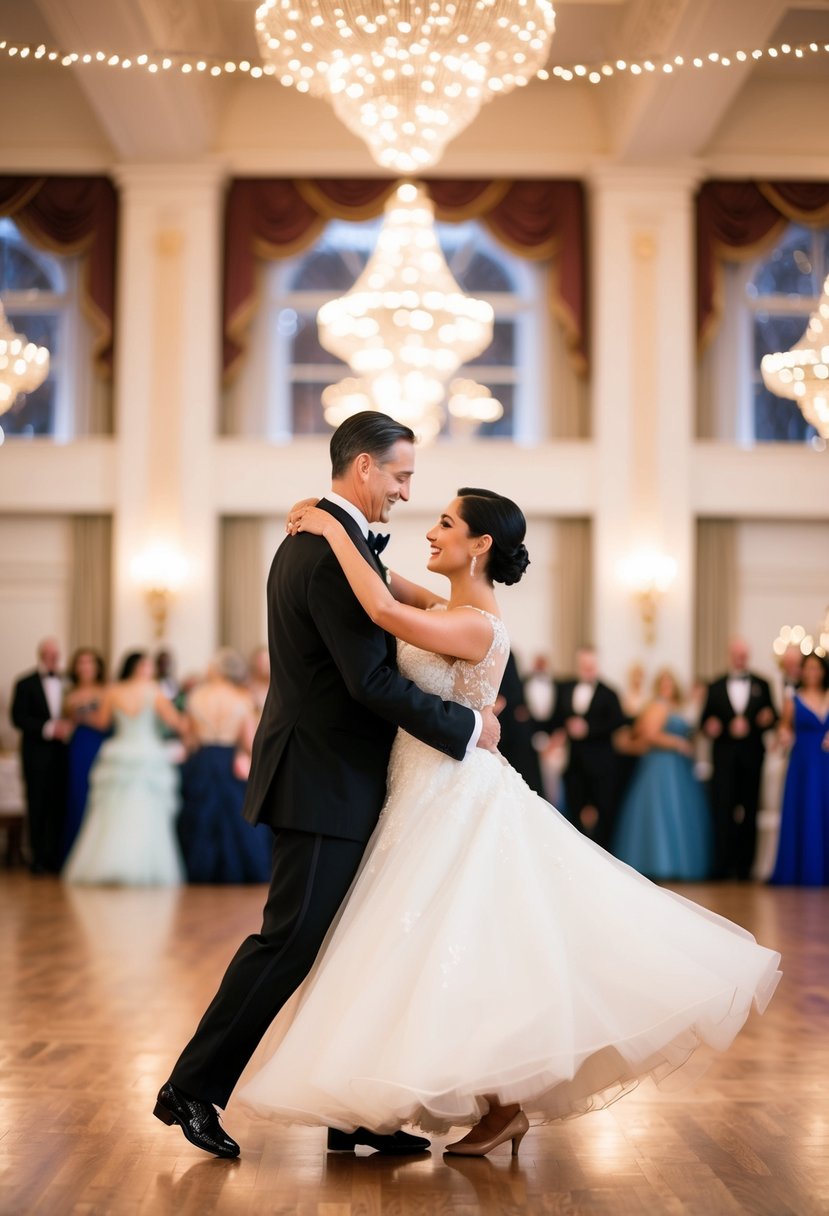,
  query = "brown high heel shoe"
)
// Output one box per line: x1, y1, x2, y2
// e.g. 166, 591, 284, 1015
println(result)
444, 1111, 529, 1157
